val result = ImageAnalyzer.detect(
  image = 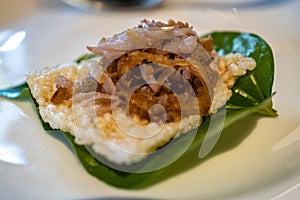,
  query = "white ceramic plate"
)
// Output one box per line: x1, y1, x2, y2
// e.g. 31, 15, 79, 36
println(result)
1, 0, 300, 199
